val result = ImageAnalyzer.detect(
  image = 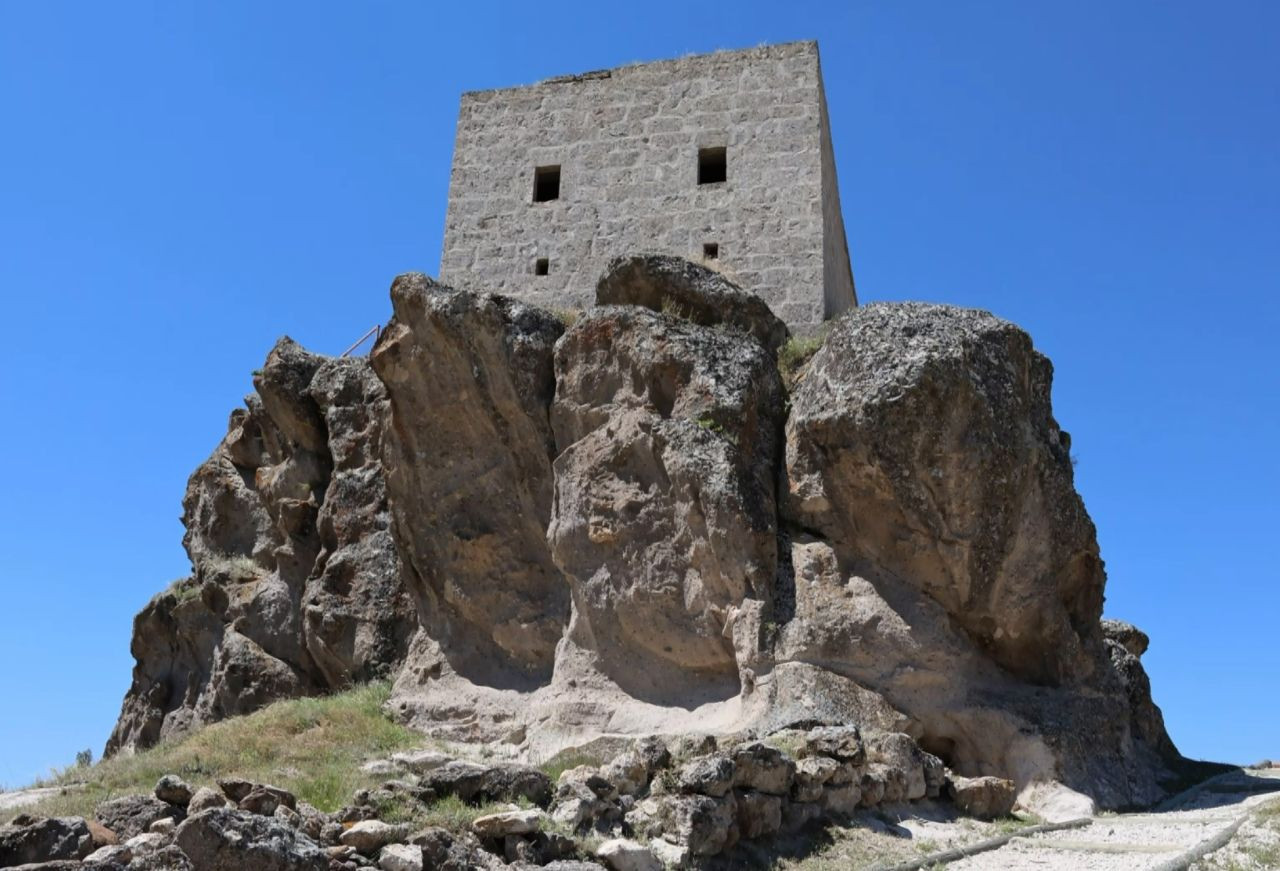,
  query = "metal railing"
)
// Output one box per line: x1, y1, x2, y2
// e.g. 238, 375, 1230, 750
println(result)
340, 325, 381, 357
